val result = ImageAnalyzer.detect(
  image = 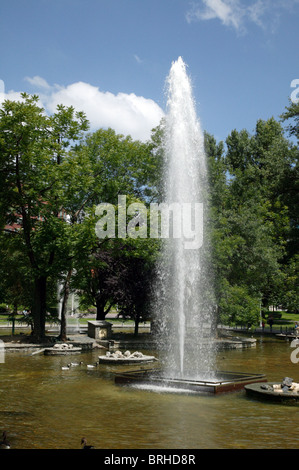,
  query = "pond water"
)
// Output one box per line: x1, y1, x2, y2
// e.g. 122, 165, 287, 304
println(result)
1, 336, 299, 449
